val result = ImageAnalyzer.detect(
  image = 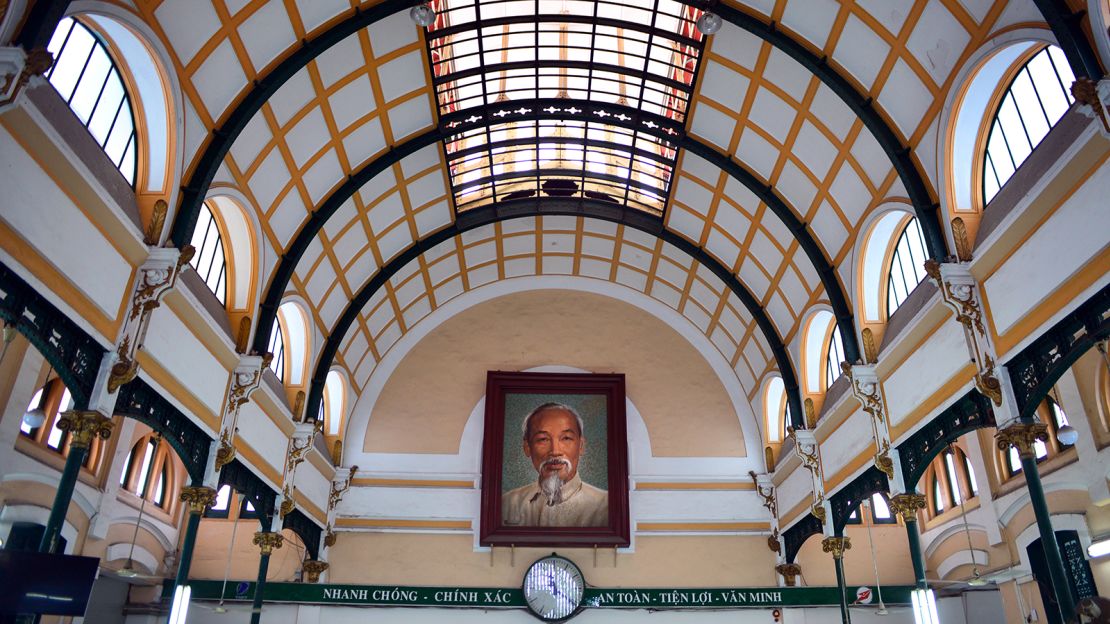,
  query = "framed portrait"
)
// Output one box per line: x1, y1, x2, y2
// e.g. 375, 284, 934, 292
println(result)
479, 371, 630, 547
